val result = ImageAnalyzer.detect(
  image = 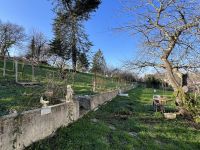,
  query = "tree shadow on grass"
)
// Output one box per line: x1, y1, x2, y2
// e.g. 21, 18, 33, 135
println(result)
26, 87, 200, 150
94, 88, 200, 149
